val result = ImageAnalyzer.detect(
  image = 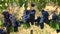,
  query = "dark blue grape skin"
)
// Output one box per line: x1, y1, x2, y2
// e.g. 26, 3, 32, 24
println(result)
9, 15, 17, 27
52, 12, 58, 21
36, 10, 49, 29
39, 23, 44, 29
14, 26, 18, 32
22, 10, 36, 25
16, 20, 21, 27
39, 17, 44, 29
22, 10, 30, 22
2, 11, 19, 32
9, 15, 20, 32
0, 29, 7, 34
2, 11, 10, 27
29, 10, 36, 25
41, 10, 49, 18
2, 11, 10, 19
41, 10, 49, 24
36, 16, 44, 29
2, 11, 11, 34
36, 17, 40, 25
